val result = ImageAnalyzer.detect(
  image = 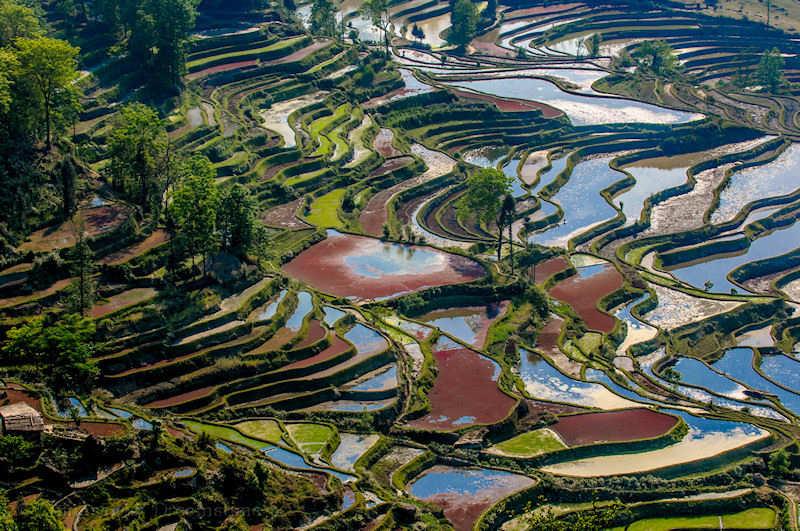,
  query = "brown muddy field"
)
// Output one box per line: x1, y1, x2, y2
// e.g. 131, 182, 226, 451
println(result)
450, 87, 563, 116
145, 385, 216, 409
408, 348, 515, 431
284, 335, 351, 370
552, 408, 679, 446
548, 264, 623, 333
534, 256, 571, 283
282, 232, 485, 299
293, 320, 327, 349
